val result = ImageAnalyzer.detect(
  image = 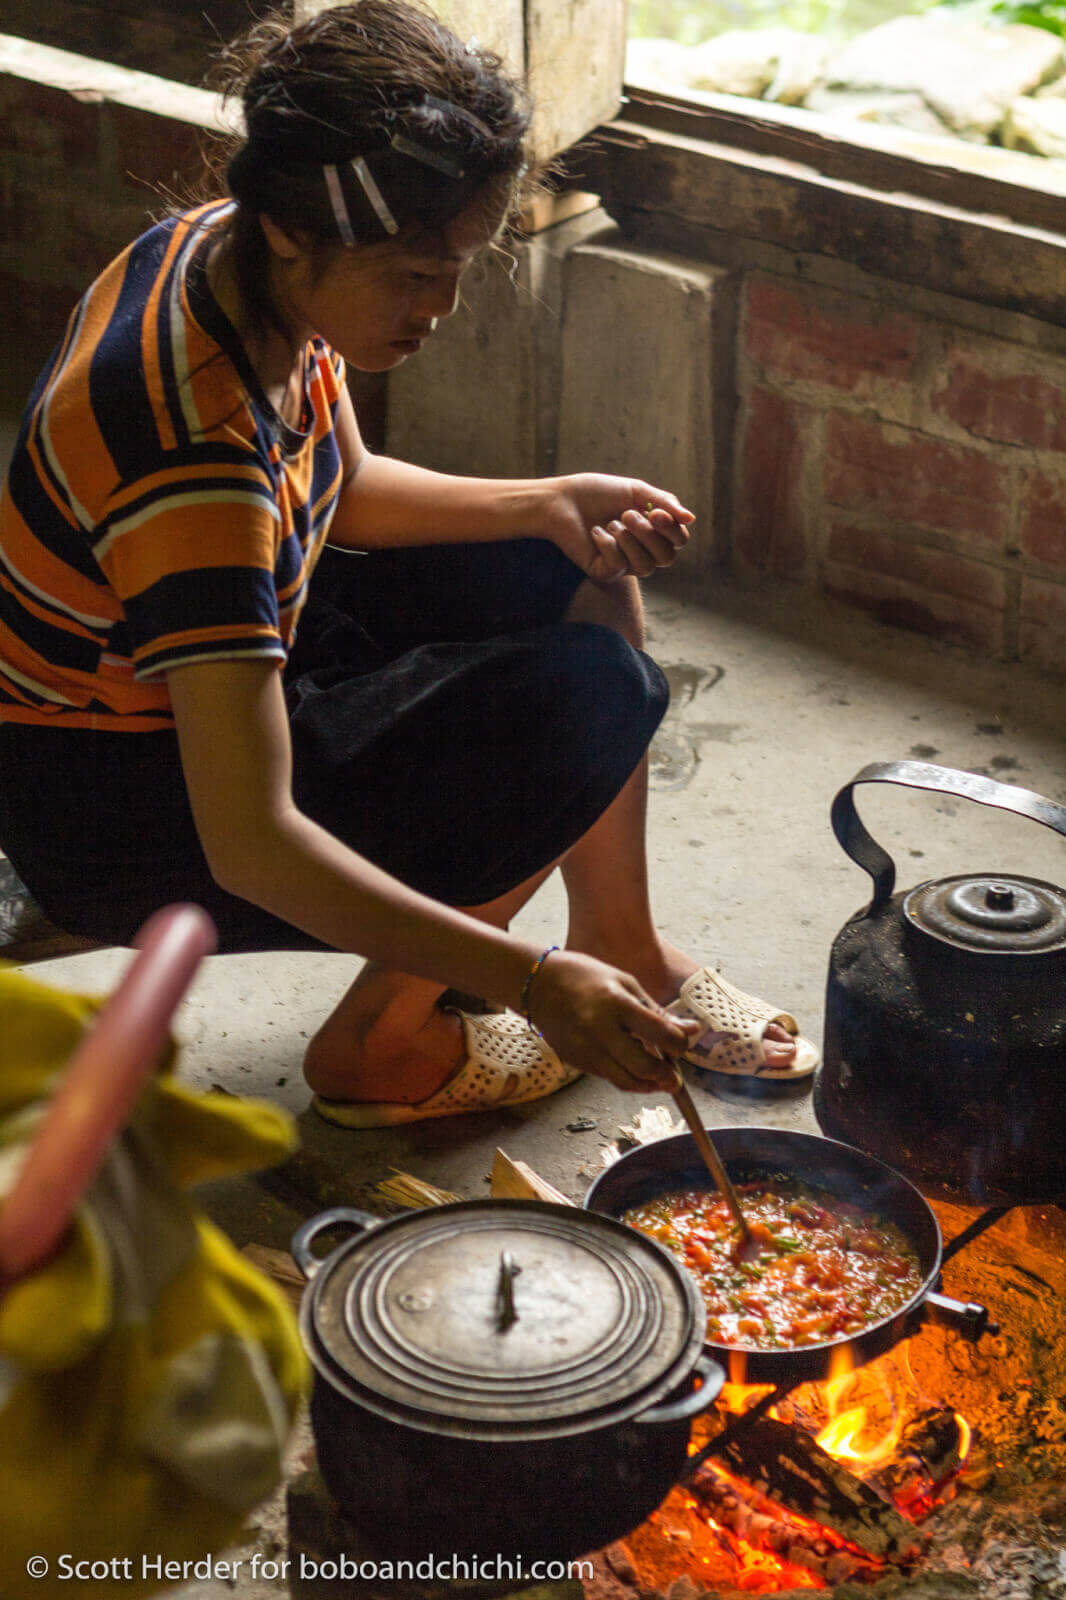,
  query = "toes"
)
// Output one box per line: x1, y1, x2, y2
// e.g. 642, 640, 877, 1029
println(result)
762, 1028, 798, 1065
